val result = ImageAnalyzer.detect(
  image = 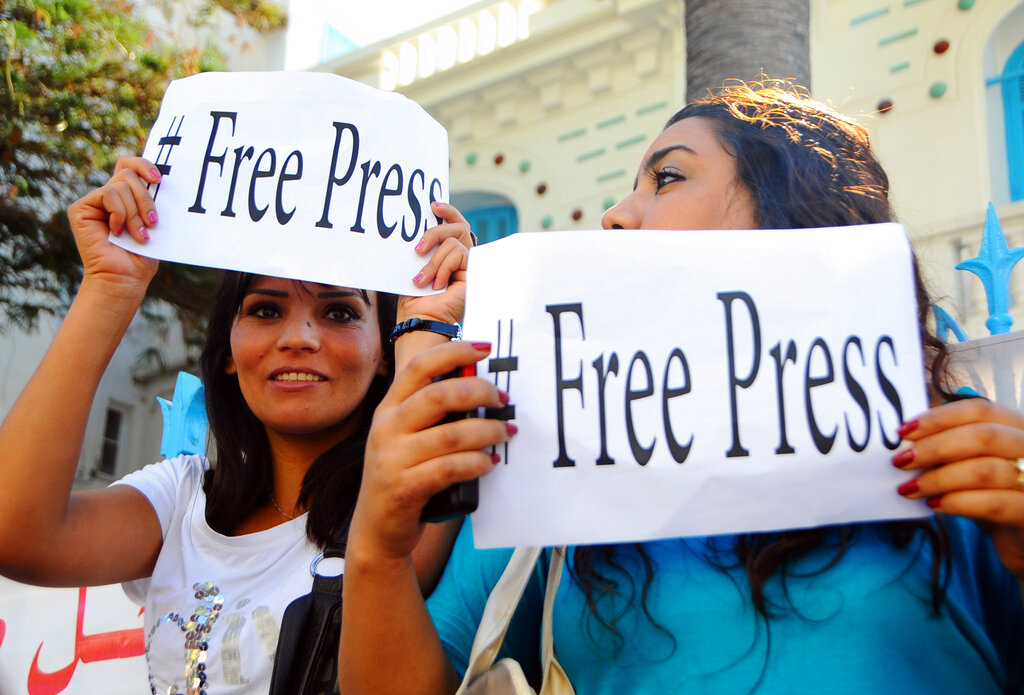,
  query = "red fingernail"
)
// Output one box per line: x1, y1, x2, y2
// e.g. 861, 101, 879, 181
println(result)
412, 272, 424, 283
147, 211, 158, 225
891, 449, 915, 467
150, 169, 161, 180
415, 240, 425, 252
490, 453, 501, 465
140, 227, 149, 241
471, 342, 492, 352
896, 479, 919, 496
926, 497, 941, 509
498, 390, 510, 405
506, 423, 518, 436
897, 420, 919, 437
